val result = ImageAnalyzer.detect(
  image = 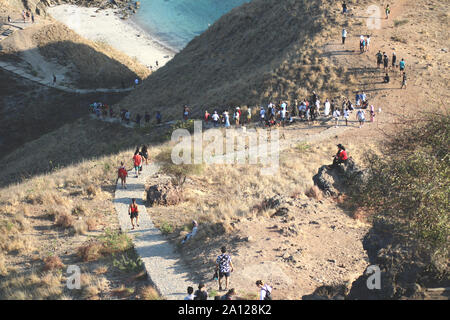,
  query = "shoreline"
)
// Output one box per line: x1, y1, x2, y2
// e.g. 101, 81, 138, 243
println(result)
47, 4, 178, 70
